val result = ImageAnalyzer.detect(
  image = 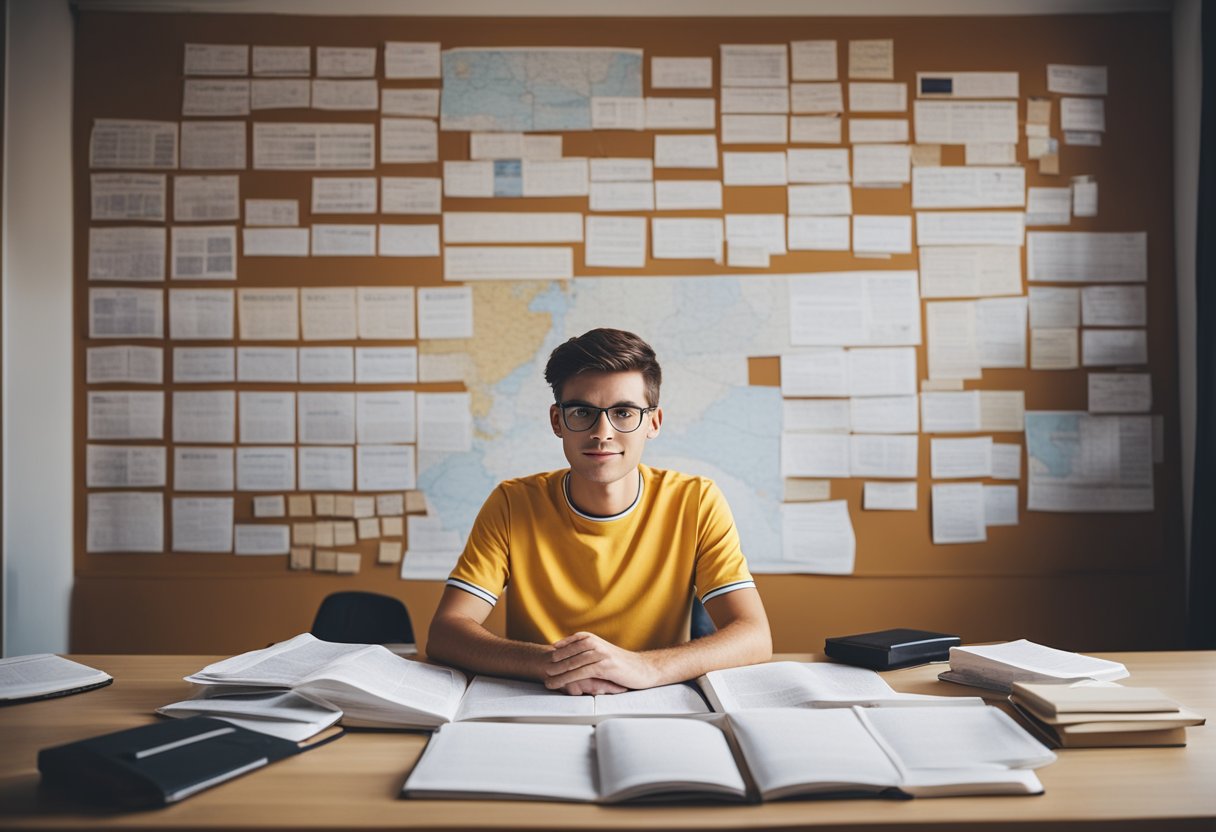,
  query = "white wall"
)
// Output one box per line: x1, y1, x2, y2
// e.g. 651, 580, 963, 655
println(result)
0, 0, 1201, 654
2, 0, 75, 655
